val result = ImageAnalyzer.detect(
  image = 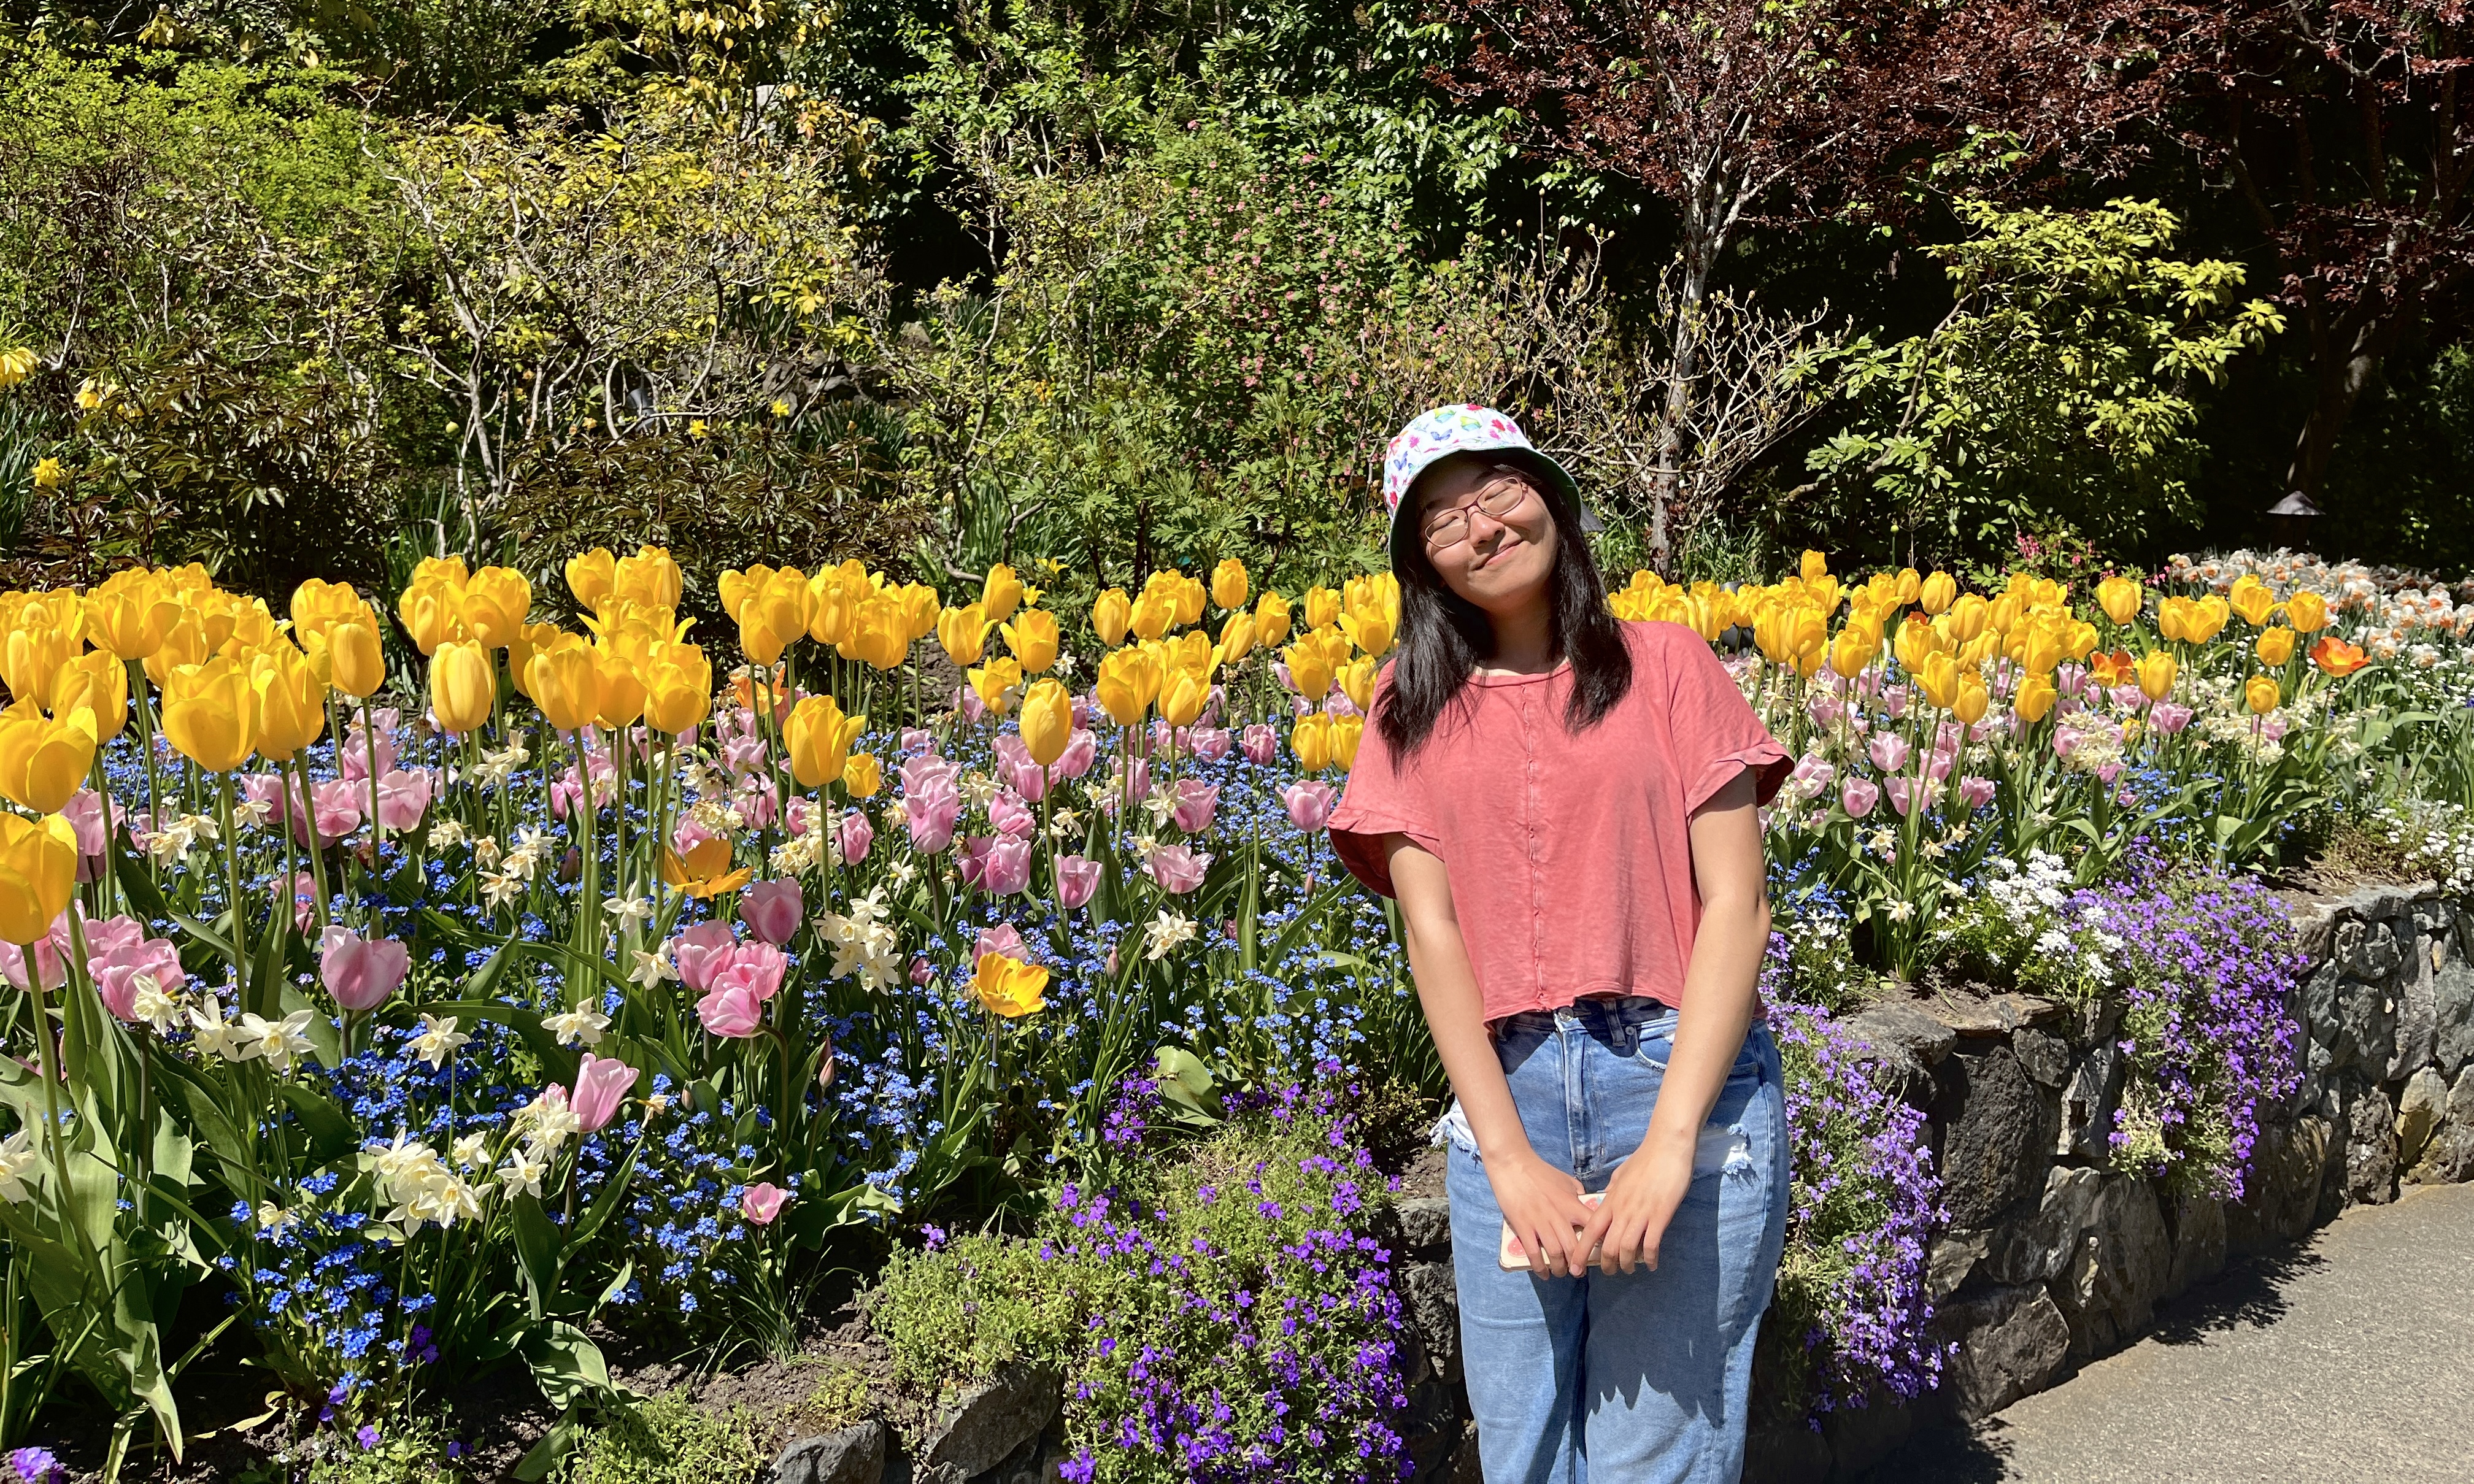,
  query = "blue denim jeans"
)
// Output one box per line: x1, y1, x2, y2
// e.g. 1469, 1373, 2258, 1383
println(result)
1440, 998, 1789, 1484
